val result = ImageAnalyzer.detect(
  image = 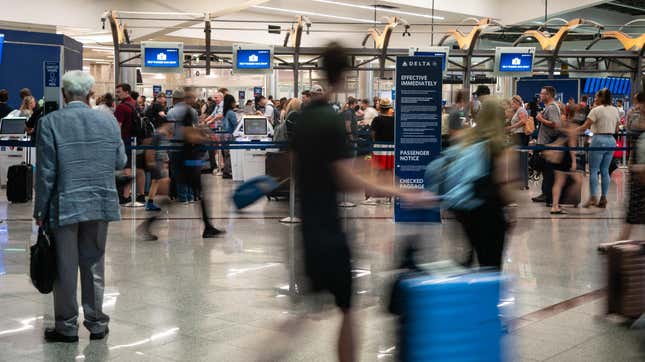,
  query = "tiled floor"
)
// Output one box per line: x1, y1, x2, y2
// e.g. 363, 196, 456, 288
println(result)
0, 172, 643, 361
